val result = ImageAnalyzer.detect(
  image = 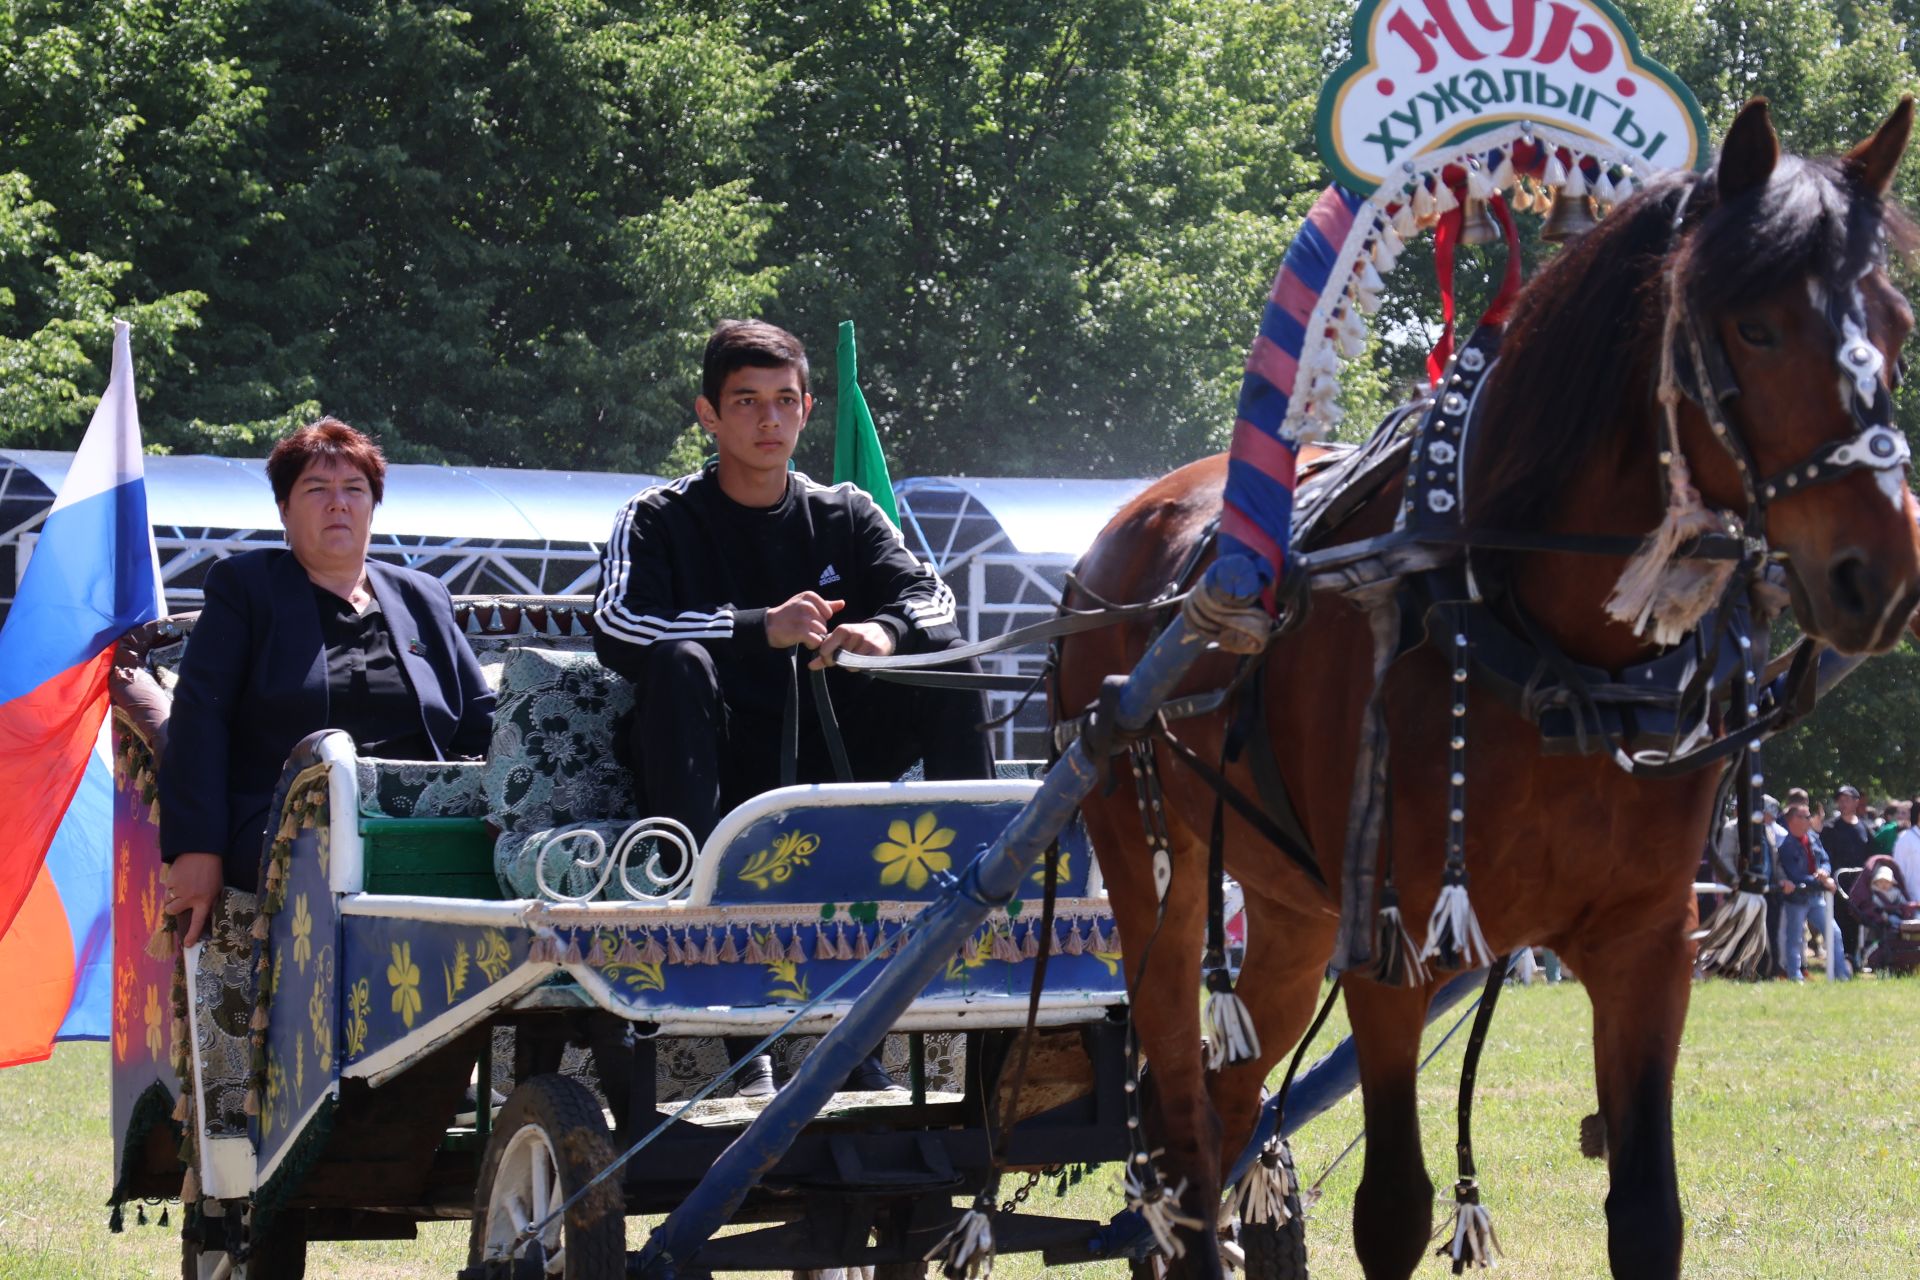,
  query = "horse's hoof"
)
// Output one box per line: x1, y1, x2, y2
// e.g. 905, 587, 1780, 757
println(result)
1580, 1111, 1607, 1159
